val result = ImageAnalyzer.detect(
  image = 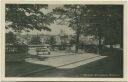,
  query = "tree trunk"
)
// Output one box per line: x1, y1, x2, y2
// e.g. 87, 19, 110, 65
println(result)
98, 35, 102, 55
75, 29, 80, 53
97, 27, 102, 55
